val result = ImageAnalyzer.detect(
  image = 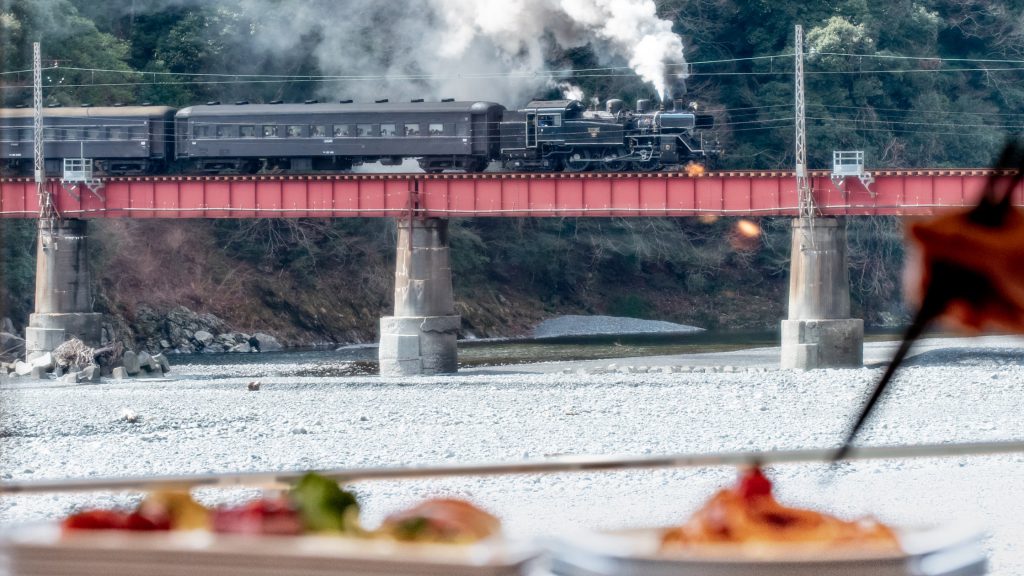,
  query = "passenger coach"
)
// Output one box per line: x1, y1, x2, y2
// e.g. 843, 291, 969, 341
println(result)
174, 100, 506, 173
0, 105, 176, 175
